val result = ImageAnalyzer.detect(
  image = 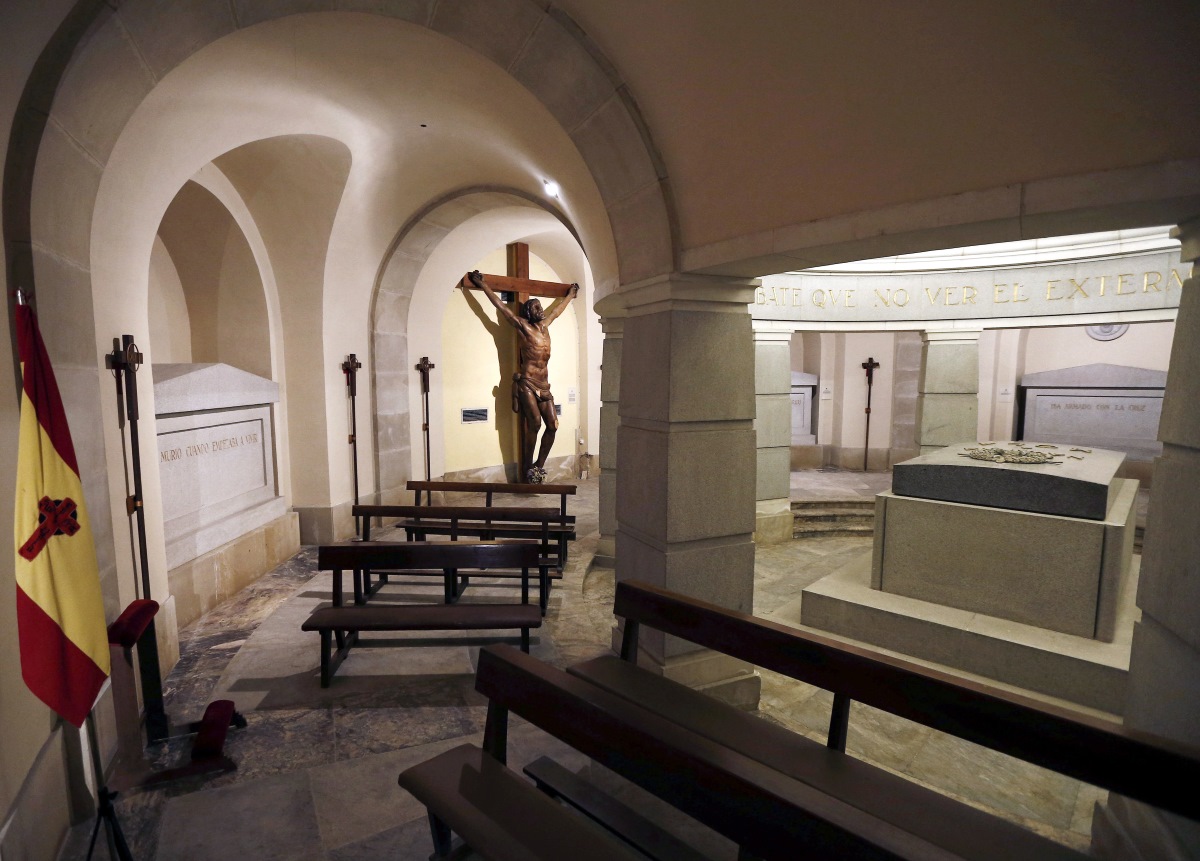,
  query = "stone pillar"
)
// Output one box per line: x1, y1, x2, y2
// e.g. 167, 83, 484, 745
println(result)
915, 328, 981, 453
1092, 217, 1200, 859
753, 327, 793, 544
615, 273, 760, 708
593, 293, 626, 569
889, 331, 922, 465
